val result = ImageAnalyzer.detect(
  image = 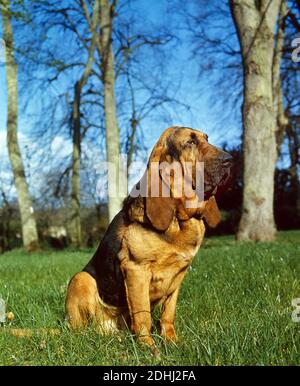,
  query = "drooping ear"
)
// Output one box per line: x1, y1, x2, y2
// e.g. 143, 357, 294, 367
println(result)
146, 156, 176, 231
146, 195, 176, 231
145, 130, 176, 231
201, 196, 221, 228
